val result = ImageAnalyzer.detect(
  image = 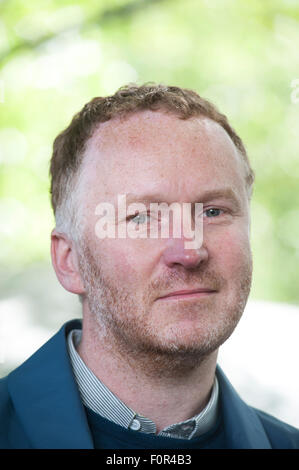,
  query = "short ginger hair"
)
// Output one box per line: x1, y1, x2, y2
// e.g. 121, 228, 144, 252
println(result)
49, 83, 254, 239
